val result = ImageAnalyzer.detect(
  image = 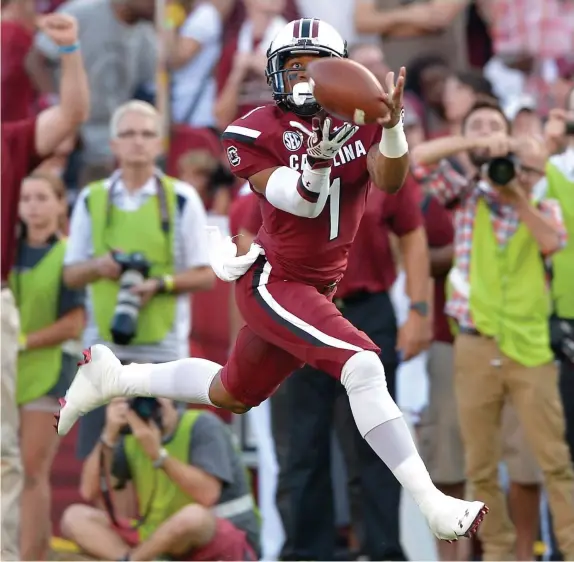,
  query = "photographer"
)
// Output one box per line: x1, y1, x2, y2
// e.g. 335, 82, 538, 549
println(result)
412, 99, 574, 561
63, 100, 215, 461
545, 88, 574, 463
61, 398, 259, 561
